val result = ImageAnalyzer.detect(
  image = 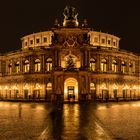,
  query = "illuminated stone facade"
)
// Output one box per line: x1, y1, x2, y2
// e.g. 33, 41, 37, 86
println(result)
0, 6, 140, 102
